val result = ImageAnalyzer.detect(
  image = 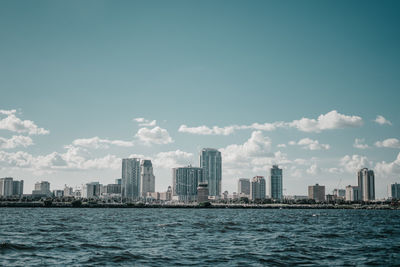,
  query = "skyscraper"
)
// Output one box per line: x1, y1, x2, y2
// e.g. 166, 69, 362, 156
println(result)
358, 168, 375, 201
172, 165, 204, 202
250, 176, 266, 200
140, 160, 155, 197
345, 185, 360, 202
388, 183, 400, 200
12, 180, 23, 196
308, 184, 325, 202
122, 158, 141, 199
0, 177, 13, 197
269, 165, 283, 200
32, 181, 51, 196
238, 178, 250, 195
200, 148, 222, 197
